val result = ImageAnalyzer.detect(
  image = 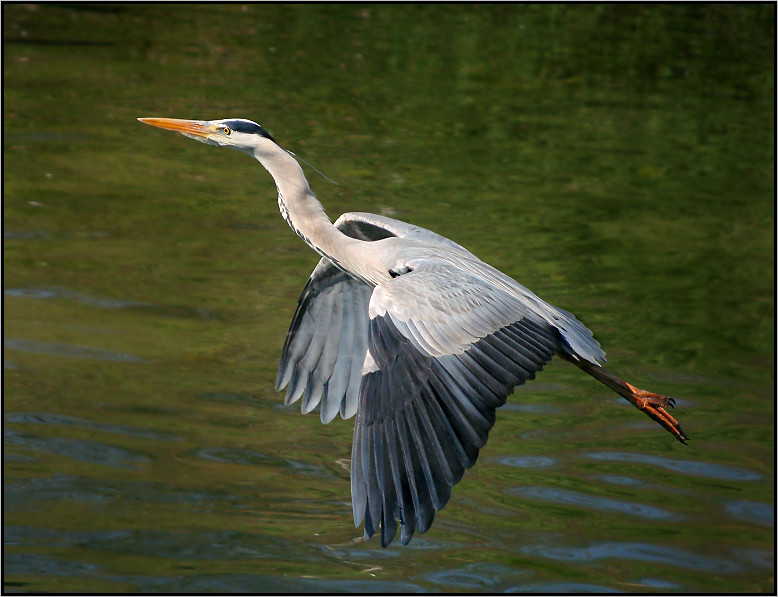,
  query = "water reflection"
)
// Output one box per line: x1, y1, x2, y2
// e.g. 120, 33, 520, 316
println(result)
7, 537, 431, 593
498, 455, 557, 469
730, 547, 775, 570
3, 474, 120, 506
4, 338, 145, 363
509, 486, 683, 521
637, 578, 682, 590
4, 429, 149, 469
507, 581, 620, 593
4, 287, 216, 320
5, 288, 58, 299
146, 575, 426, 593
594, 474, 645, 487
724, 500, 774, 527
425, 562, 529, 589
3, 229, 51, 240
3, 553, 98, 576
196, 446, 337, 479
7, 526, 289, 560
5, 287, 147, 309
4, 412, 179, 441
320, 543, 402, 561
296, 578, 427, 593
521, 541, 743, 574
585, 451, 762, 481
132, 574, 308, 594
